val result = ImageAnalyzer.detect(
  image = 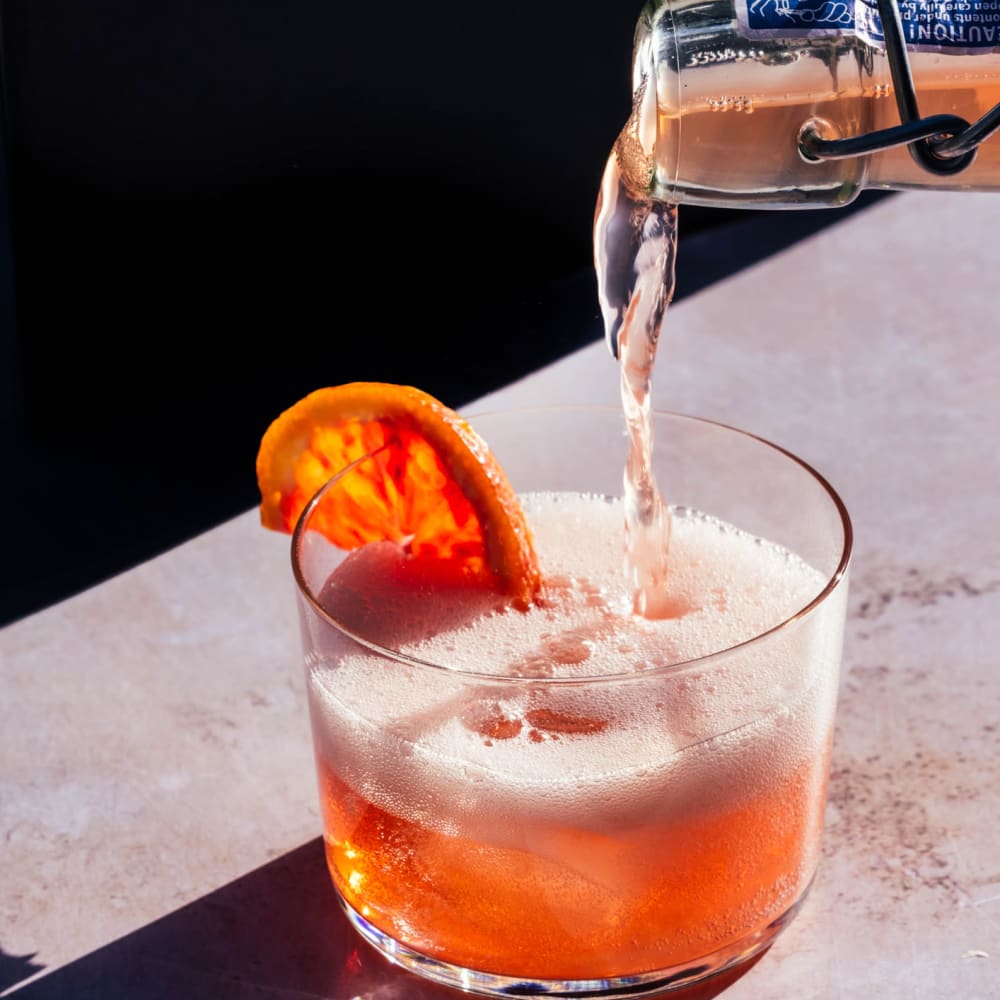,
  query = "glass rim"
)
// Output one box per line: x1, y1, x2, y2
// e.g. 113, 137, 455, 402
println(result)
290, 405, 853, 685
